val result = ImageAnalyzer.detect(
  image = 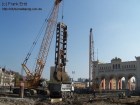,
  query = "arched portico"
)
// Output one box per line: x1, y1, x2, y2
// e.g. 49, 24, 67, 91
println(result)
95, 56, 140, 91
98, 73, 137, 91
